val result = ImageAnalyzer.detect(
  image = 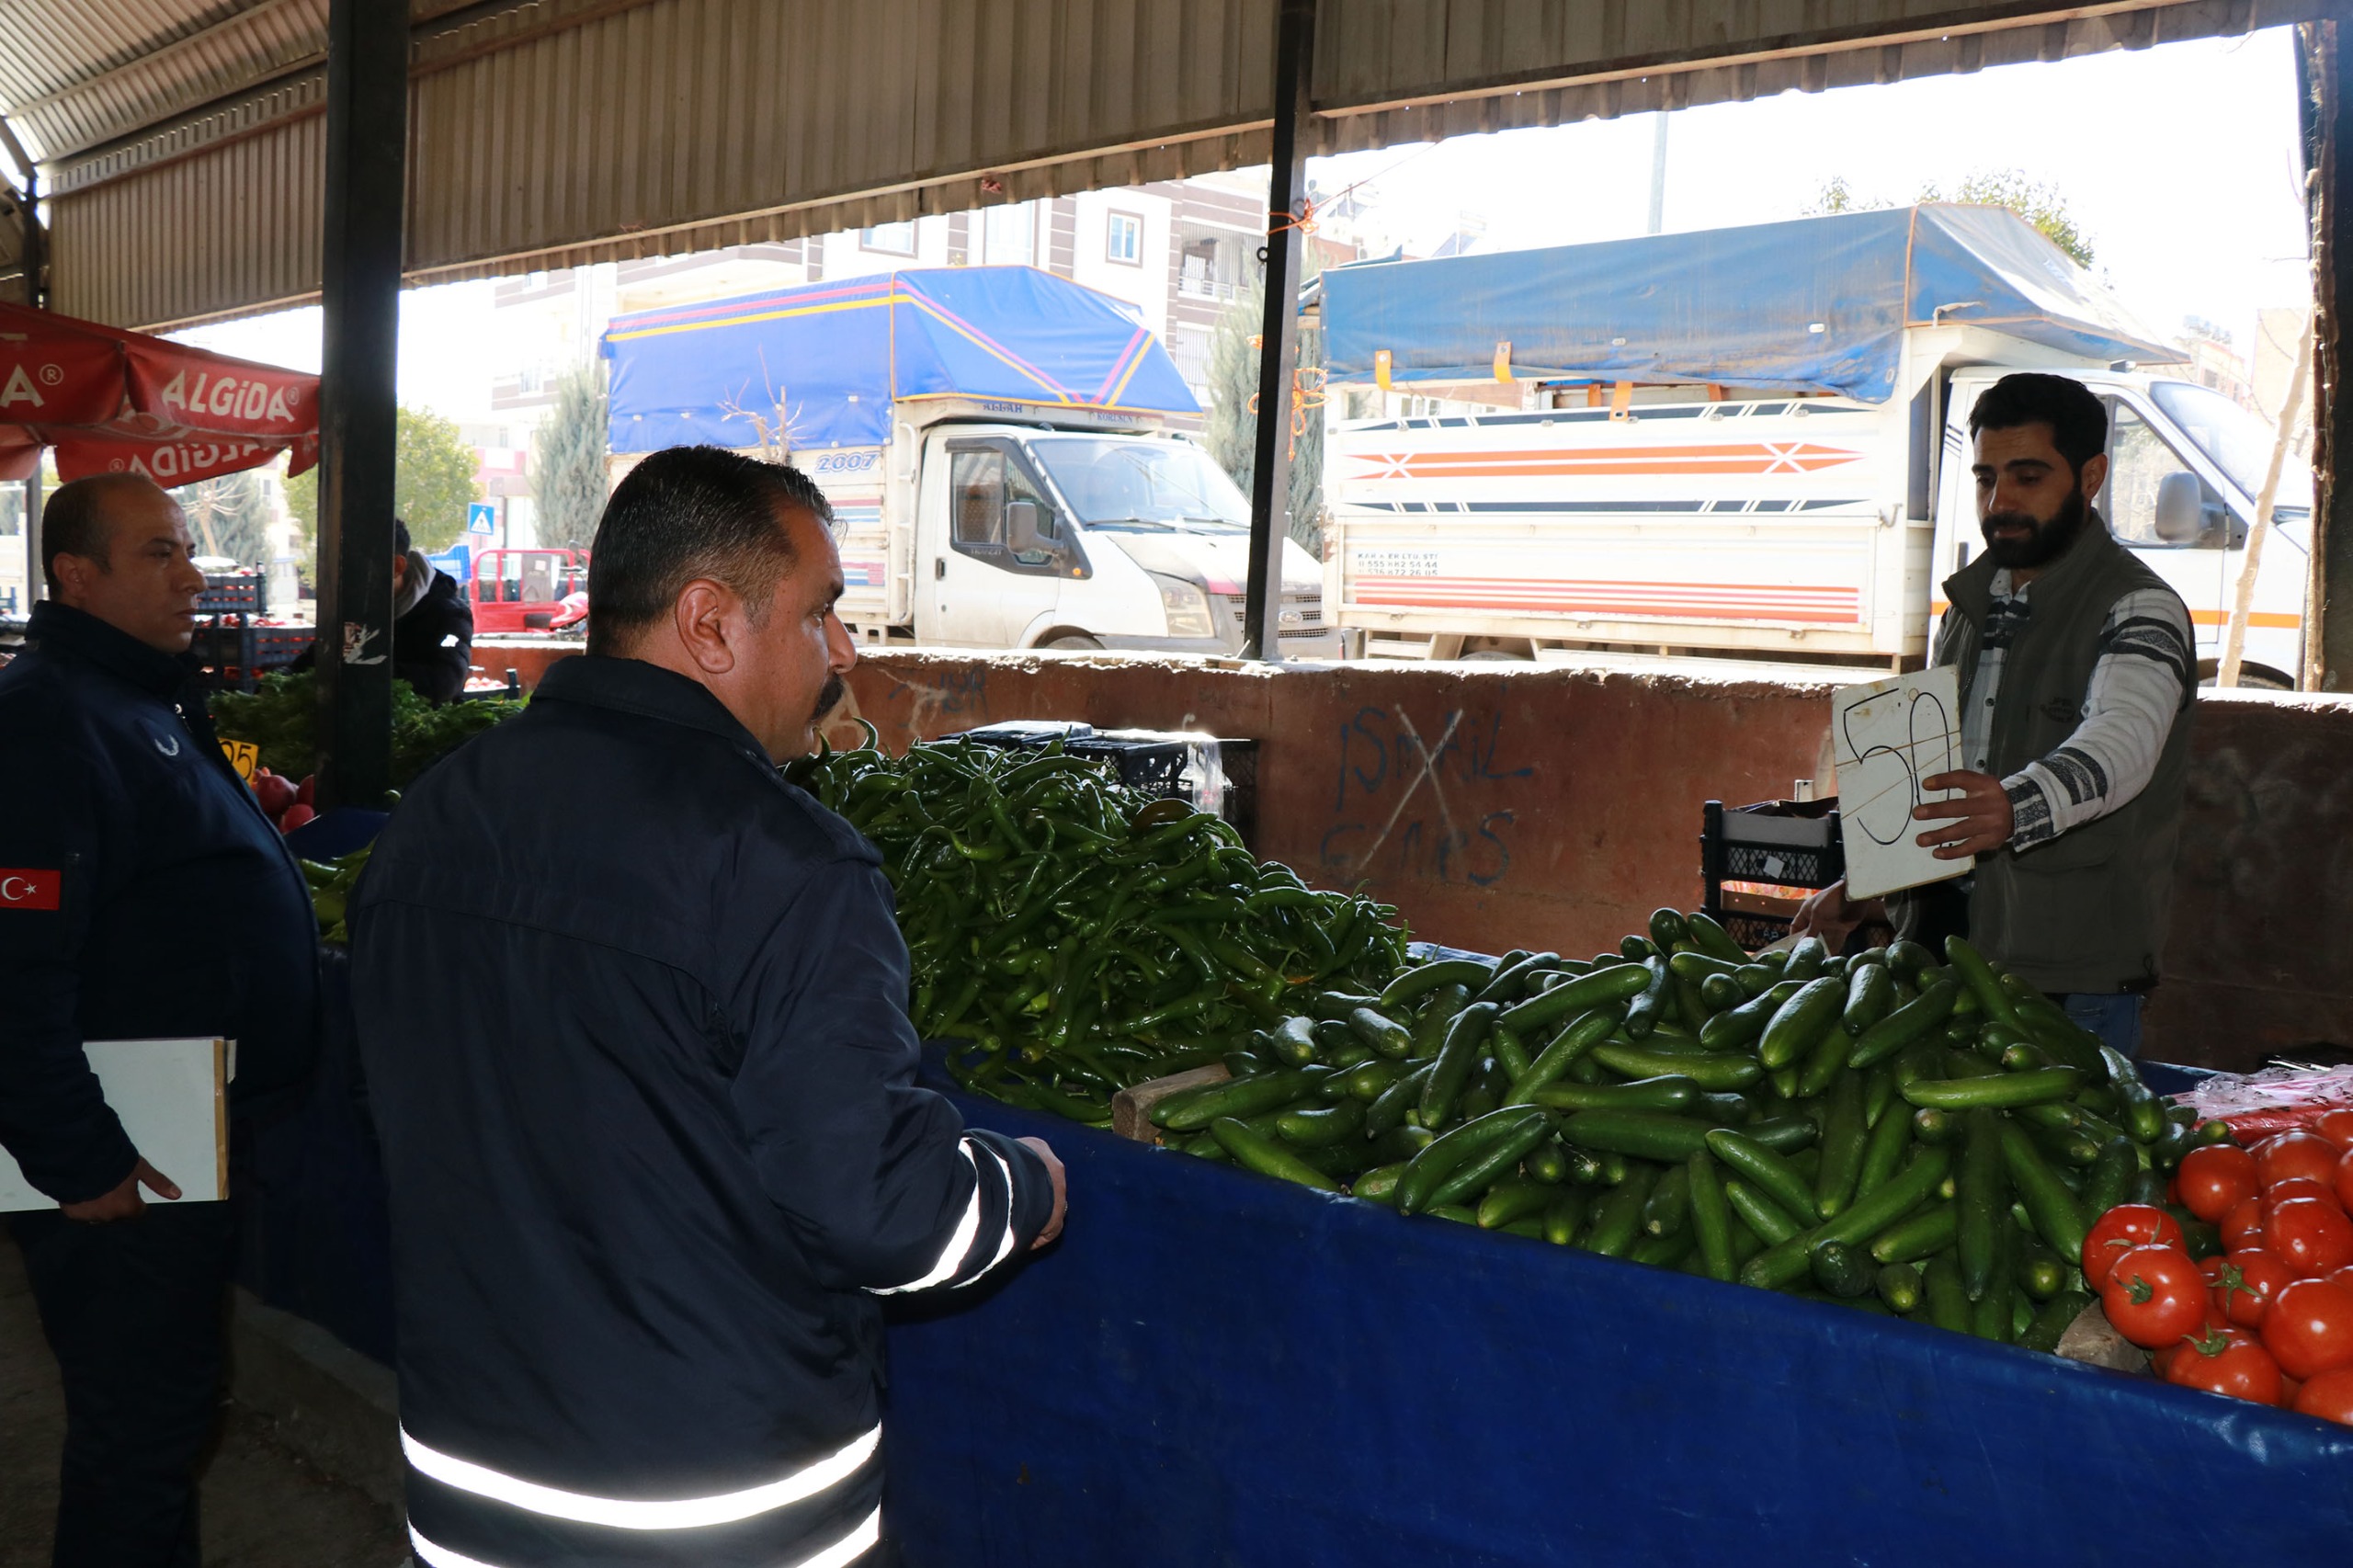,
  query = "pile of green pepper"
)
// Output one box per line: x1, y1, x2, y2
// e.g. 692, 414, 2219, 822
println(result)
788, 727, 1409, 1120
1150, 910, 2233, 1352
